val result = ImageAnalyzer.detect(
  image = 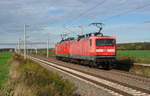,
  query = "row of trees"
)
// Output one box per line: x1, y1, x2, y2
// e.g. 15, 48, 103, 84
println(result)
117, 42, 150, 50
